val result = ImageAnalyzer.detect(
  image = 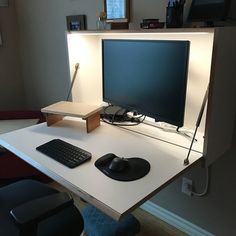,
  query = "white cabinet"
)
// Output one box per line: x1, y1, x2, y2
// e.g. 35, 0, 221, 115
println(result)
66, 27, 236, 165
